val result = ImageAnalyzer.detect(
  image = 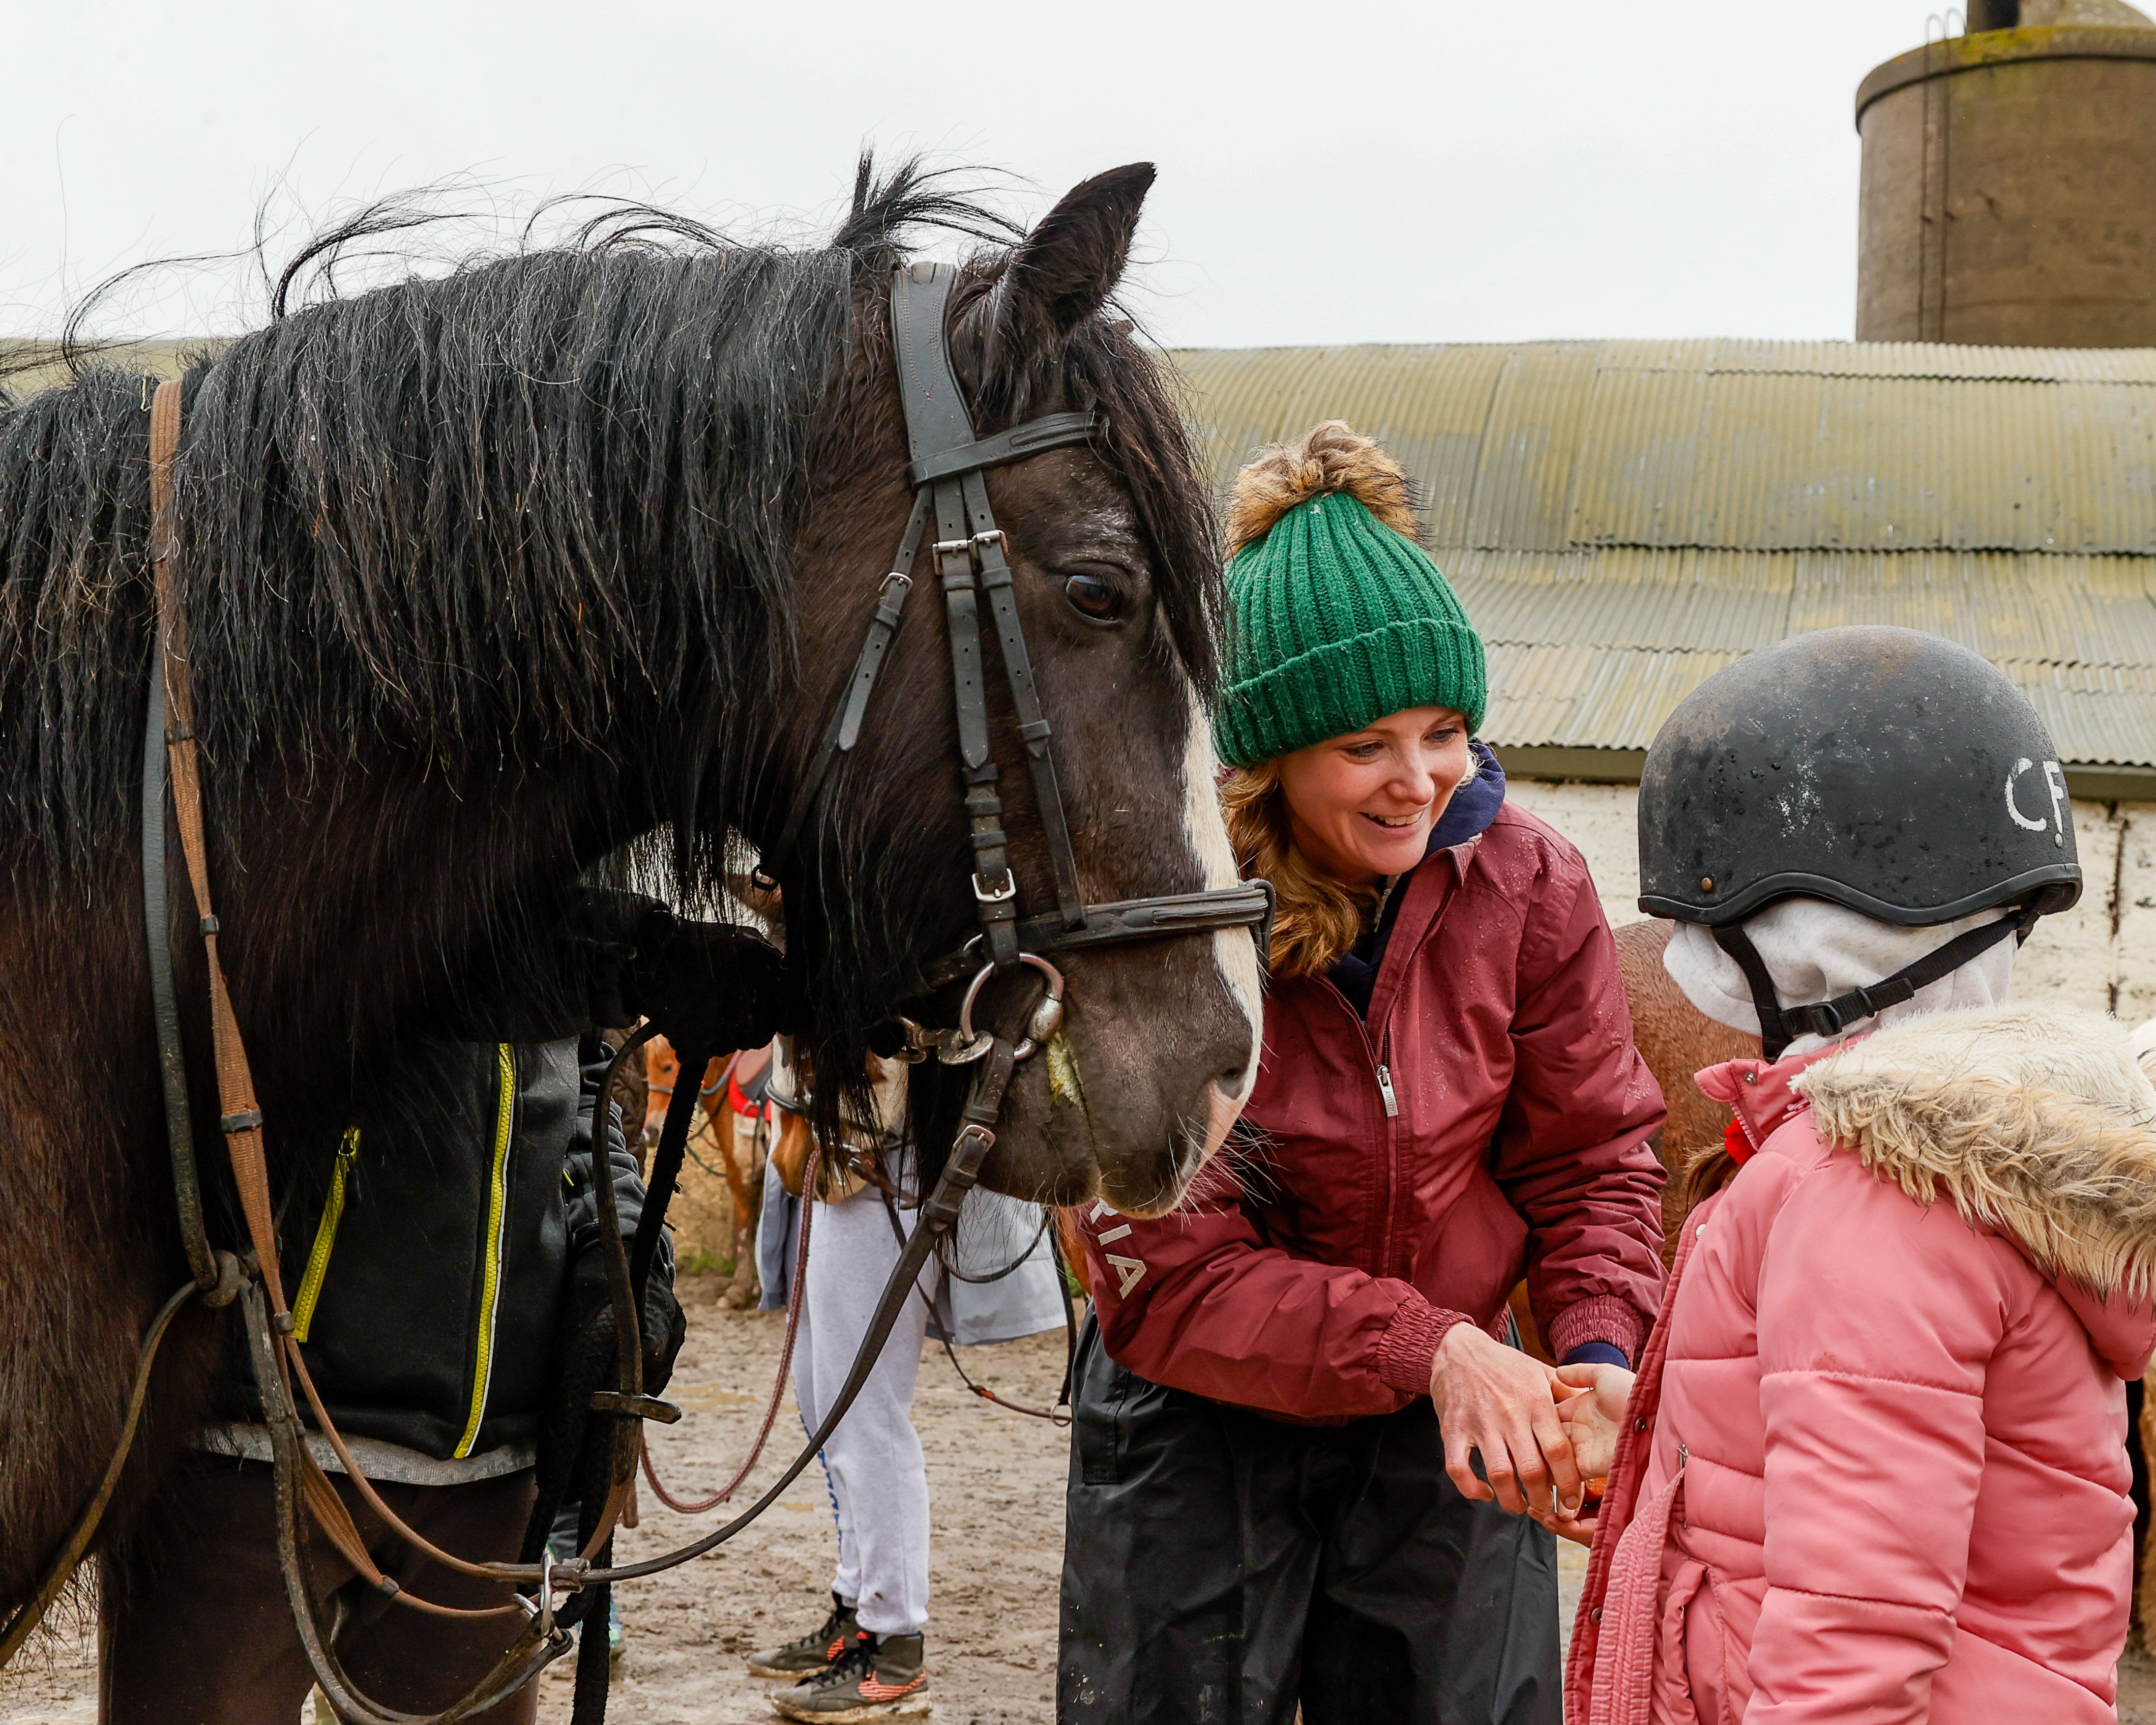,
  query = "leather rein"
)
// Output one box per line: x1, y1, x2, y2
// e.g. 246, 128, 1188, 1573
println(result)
2, 260, 1270, 1720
